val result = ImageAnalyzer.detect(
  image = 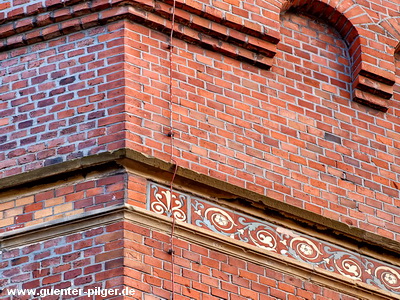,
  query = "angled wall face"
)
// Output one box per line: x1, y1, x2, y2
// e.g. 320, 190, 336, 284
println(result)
0, 22, 127, 177
1, 0, 400, 299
